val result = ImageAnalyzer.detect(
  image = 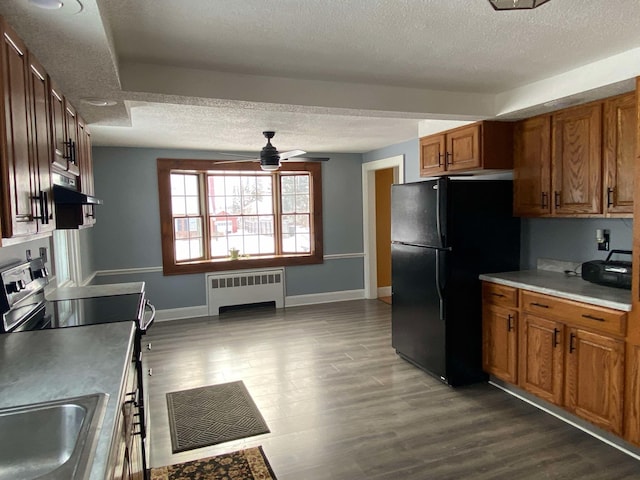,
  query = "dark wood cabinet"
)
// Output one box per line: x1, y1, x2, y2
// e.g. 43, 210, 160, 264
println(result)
419, 122, 513, 177
77, 116, 95, 226
603, 92, 635, 216
513, 115, 551, 216
565, 328, 625, 435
